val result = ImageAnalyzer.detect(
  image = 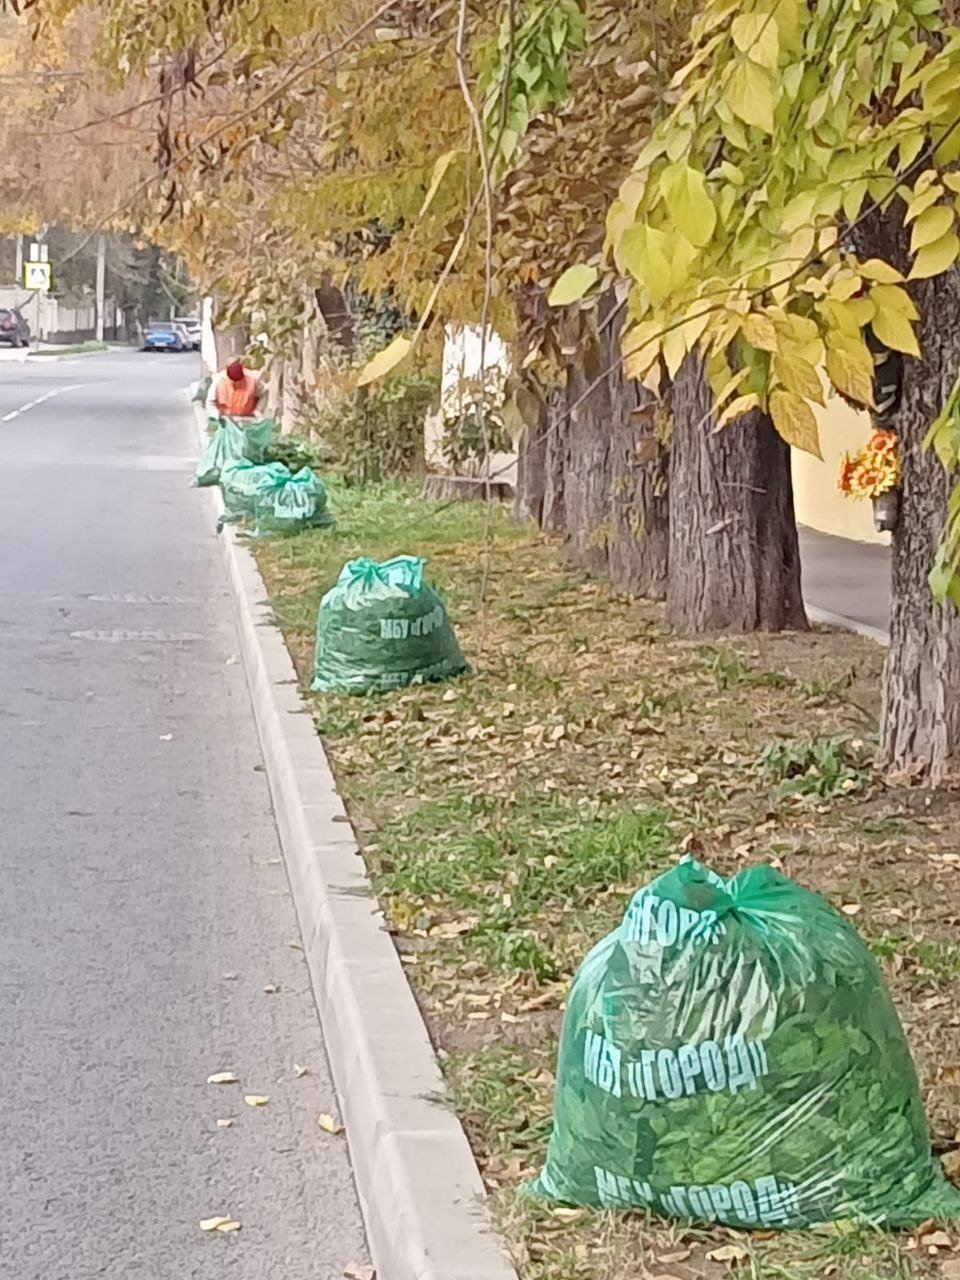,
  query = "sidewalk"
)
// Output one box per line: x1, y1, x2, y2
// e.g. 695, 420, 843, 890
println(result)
799, 525, 890, 643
